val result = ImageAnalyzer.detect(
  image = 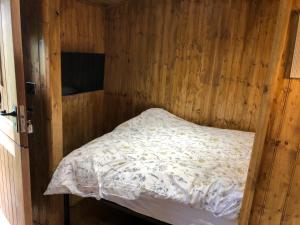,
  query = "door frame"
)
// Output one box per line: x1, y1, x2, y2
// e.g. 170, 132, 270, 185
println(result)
9, 0, 28, 147
10, 0, 32, 223
0, 0, 32, 224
